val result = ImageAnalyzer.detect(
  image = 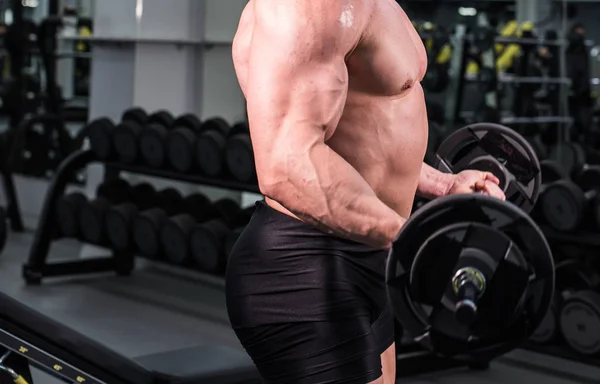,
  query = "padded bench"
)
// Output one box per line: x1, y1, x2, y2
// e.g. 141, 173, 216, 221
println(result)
0, 291, 261, 384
